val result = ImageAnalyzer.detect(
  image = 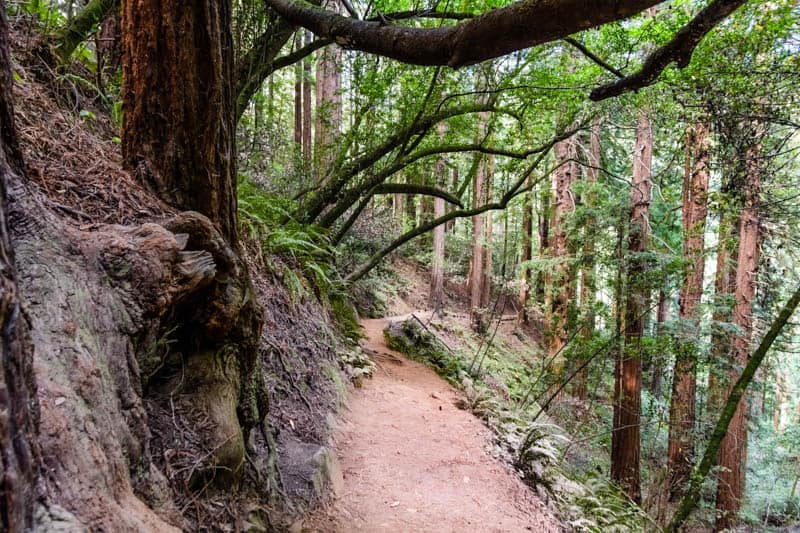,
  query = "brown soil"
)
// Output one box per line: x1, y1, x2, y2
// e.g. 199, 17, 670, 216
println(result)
306, 317, 562, 532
